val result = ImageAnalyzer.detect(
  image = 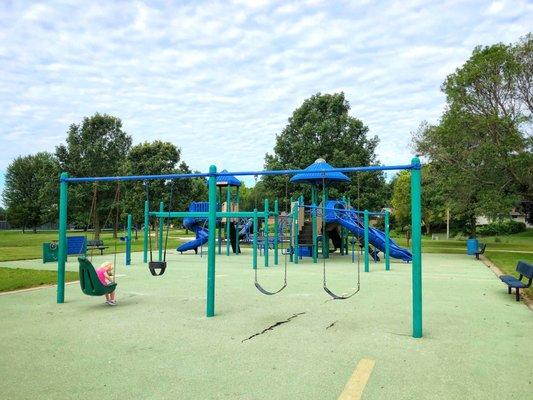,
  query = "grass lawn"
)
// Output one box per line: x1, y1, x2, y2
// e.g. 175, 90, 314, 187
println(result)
0, 267, 78, 292
1, 228, 532, 296
0, 229, 190, 261
484, 251, 533, 297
